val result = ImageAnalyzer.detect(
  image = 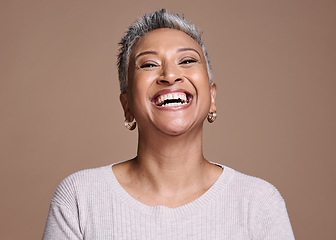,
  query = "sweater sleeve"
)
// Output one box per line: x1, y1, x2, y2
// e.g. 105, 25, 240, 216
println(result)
42, 174, 83, 240
42, 202, 82, 240
250, 182, 295, 240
